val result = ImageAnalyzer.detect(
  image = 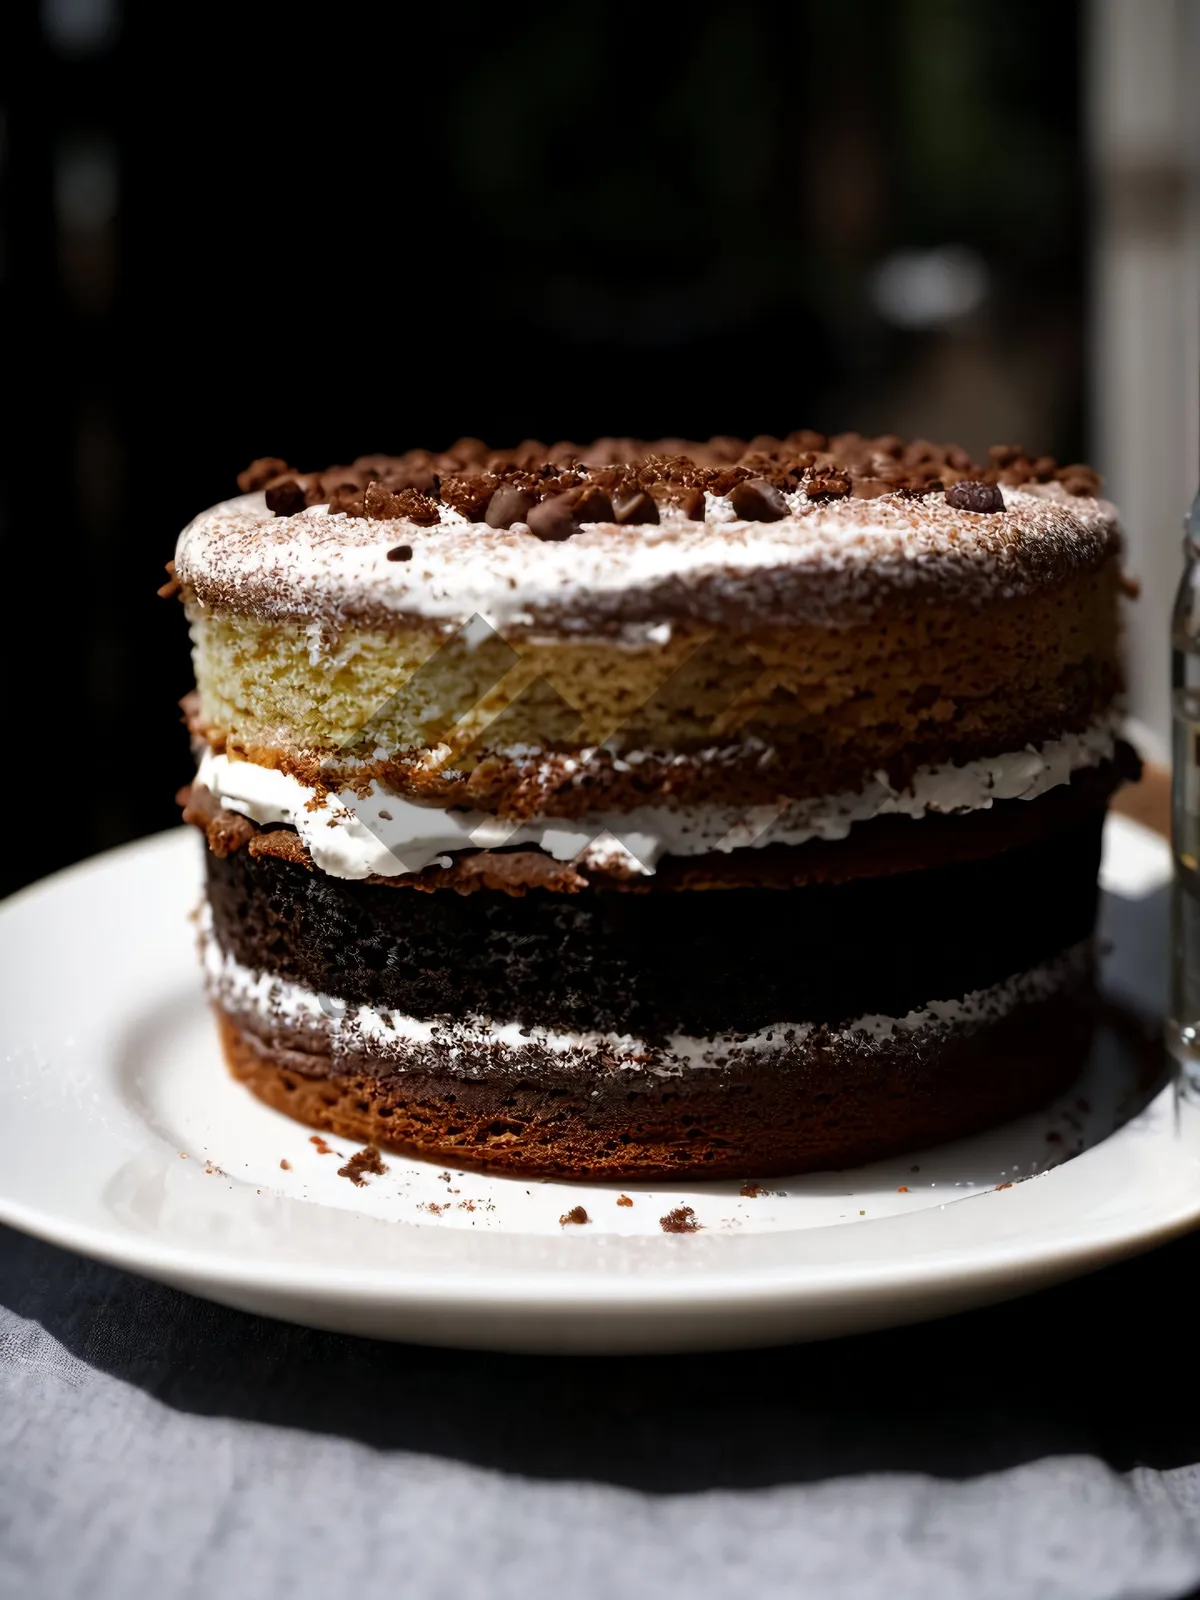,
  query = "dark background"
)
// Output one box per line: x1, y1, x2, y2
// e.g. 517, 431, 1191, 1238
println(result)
1, 0, 1086, 898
